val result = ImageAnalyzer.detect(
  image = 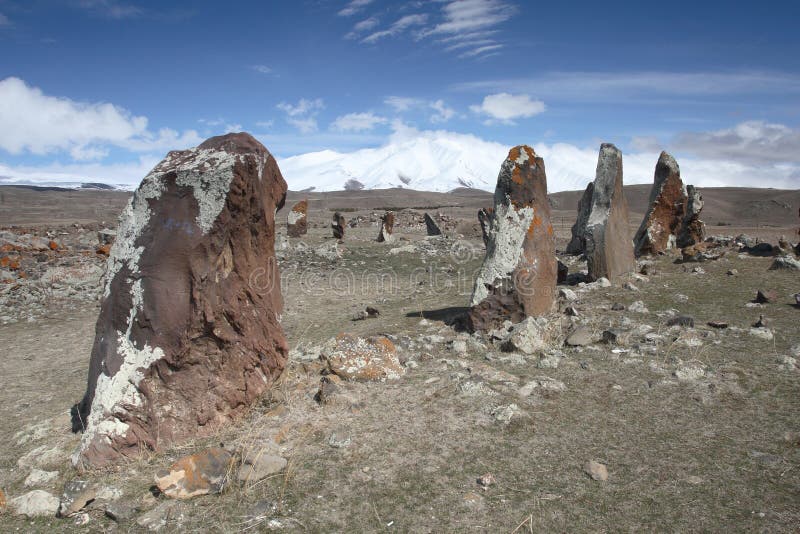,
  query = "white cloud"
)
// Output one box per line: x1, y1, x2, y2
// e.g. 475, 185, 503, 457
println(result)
672, 120, 800, 164
458, 43, 503, 58
277, 98, 324, 134
345, 16, 380, 39
250, 64, 272, 74
78, 0, 142, 19
338, 0, 373, 17
0, 77, 201, 159
384, 96, 424, 112
469, 93, 545, 123
429, 100, 456, 123
419, 0, 513, 57
362, 13, 428, 43
331, 112, 388, 132
256, 120, 274, 129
